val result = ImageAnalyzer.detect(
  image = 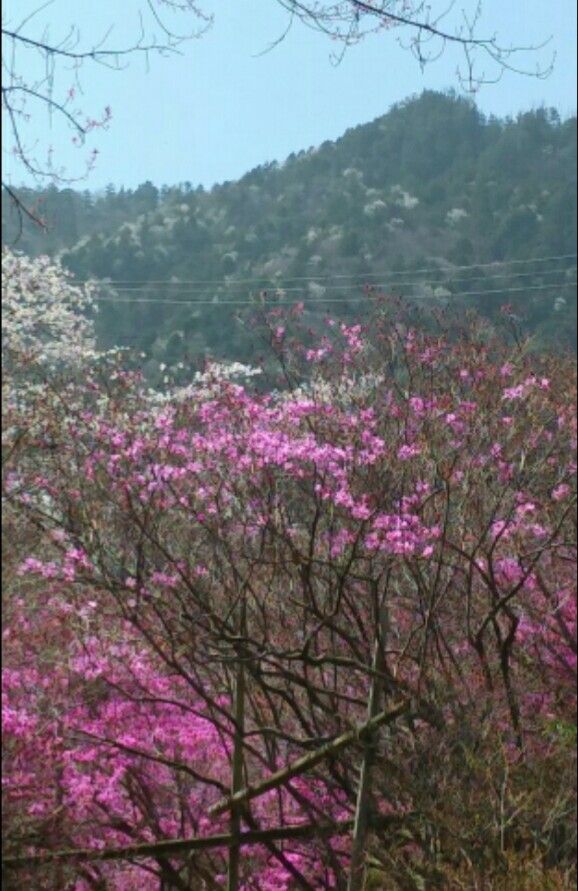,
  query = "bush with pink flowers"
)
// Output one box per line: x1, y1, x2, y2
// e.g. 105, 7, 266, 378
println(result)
2, 292, 576, 889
